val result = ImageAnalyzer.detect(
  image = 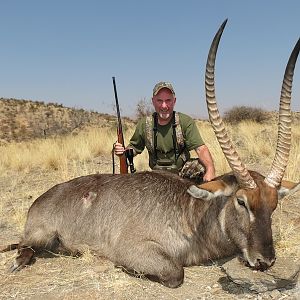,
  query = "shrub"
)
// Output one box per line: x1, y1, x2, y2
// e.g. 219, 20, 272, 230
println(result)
223, 106, 268, 124
135, 98, 153, 119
